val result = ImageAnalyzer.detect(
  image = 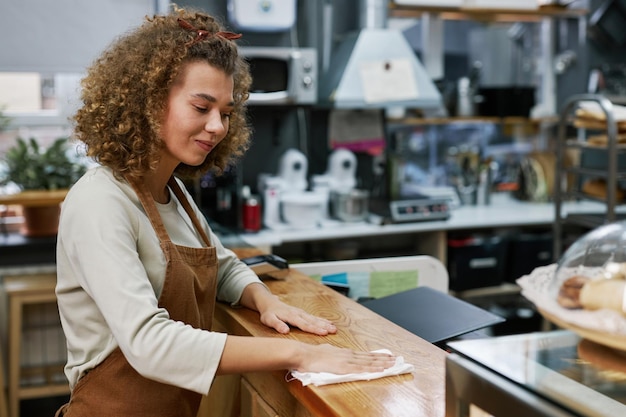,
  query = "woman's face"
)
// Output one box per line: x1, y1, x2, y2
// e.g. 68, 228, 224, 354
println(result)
160, 61, 234, 171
